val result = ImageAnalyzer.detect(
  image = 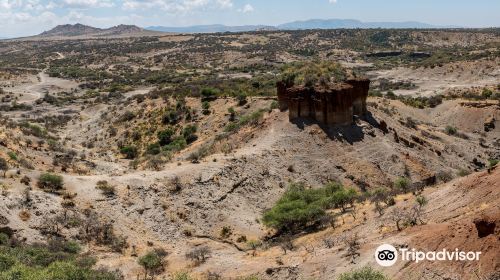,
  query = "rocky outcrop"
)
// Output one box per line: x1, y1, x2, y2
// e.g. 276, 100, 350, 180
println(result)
484, 116, 495, 132
277, 78, 370, 126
